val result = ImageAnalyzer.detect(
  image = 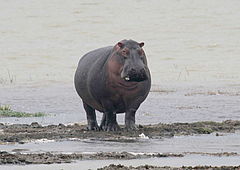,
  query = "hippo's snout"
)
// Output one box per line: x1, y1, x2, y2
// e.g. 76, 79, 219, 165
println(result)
125, 68, 148, 82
